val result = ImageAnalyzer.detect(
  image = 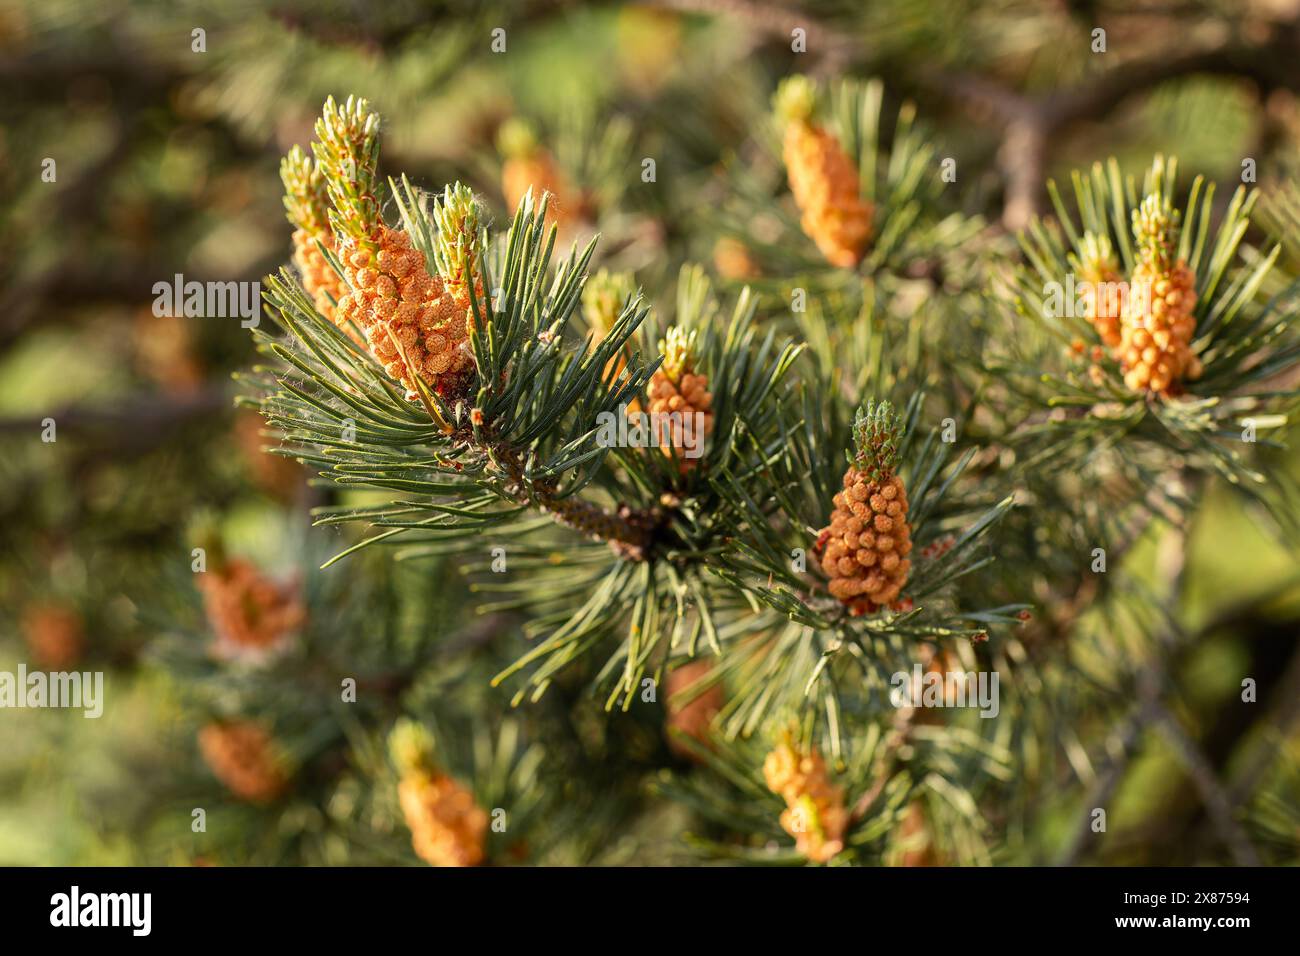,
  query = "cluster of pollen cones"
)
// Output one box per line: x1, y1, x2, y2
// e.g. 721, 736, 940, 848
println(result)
763, 737, 848, 863
282, 101, 481, 404
21, 602, 85, 669
647, 365, 714, 474
199, 721, 288, 803
197, 557, 305, 661
776, 76, 873, 268
335, 225, 475, 398
783, 120, 873, 268
291, 228, 348, 331
1077, 200, 1202, 396
397, 768, 490, 867
818, 470, 913, 615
